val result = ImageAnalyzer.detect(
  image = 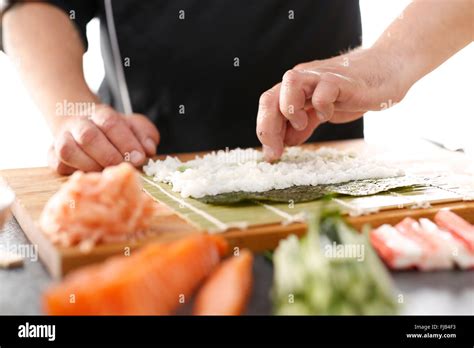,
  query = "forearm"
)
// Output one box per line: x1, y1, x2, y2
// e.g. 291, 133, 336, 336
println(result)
3, 2, 99, 135
372, 0, 473, 93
